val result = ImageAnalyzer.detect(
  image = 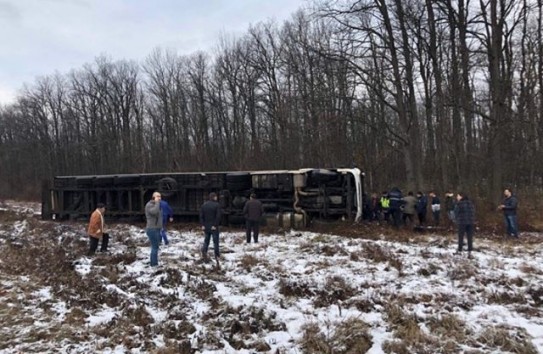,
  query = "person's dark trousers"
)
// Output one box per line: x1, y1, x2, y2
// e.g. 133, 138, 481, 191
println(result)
160, 228, 169, 245
403, 213, 414, 226
202, 230, 220, 258
88, 233, 109, 255
146, 228, 160, 266
433, 211, 440, 226
100, 233, 109, 252
504, 215, 518, 237
246, 220, 260, 243
382, 210, 390, 223
391, 209, 402, 228
418, 213, 426, 225
88, 236, 99, 255
457, 224, 474, 252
